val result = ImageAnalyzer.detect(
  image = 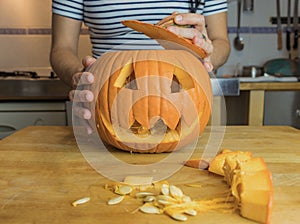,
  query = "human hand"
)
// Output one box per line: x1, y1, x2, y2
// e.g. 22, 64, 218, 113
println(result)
69, 56, 96, 134
160, 13, 214, 72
